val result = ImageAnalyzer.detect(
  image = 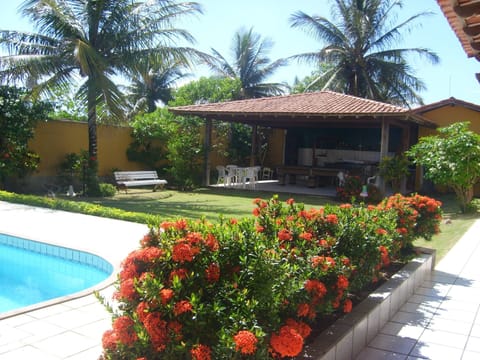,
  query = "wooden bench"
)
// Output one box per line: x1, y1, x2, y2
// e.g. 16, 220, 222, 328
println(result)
114, 171, 167, 193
